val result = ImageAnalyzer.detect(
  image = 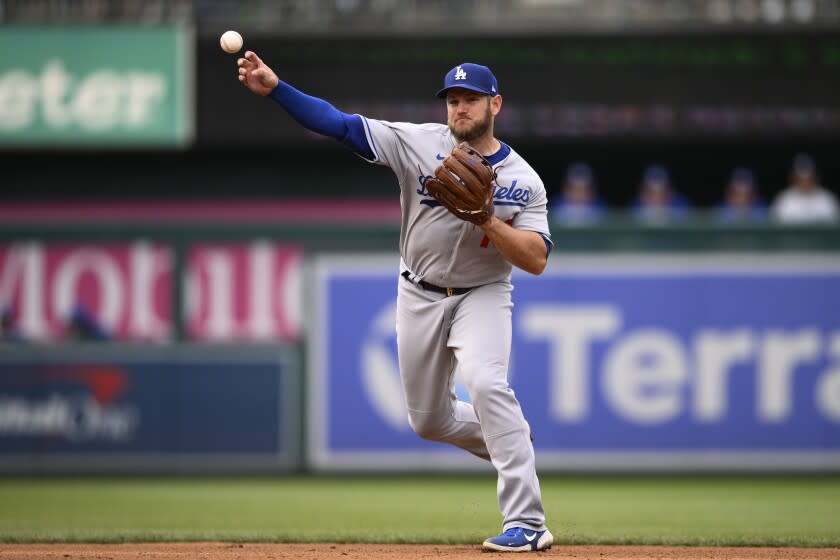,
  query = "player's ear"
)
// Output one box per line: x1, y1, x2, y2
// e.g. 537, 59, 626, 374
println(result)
490, 95, 503, 116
